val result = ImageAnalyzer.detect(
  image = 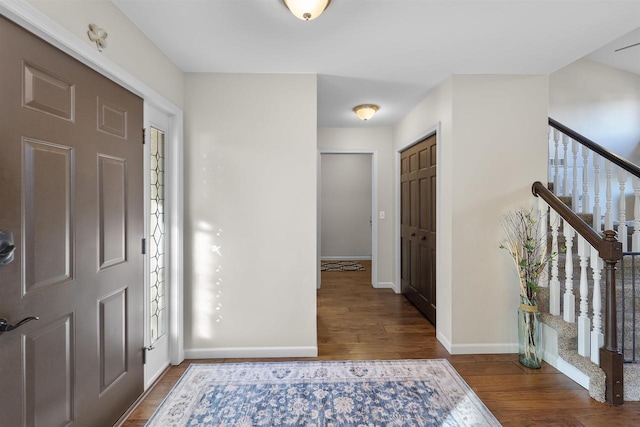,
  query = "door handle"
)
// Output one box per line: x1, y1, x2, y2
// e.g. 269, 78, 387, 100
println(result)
0, 316, 39, 336
0, 230, 15, 266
